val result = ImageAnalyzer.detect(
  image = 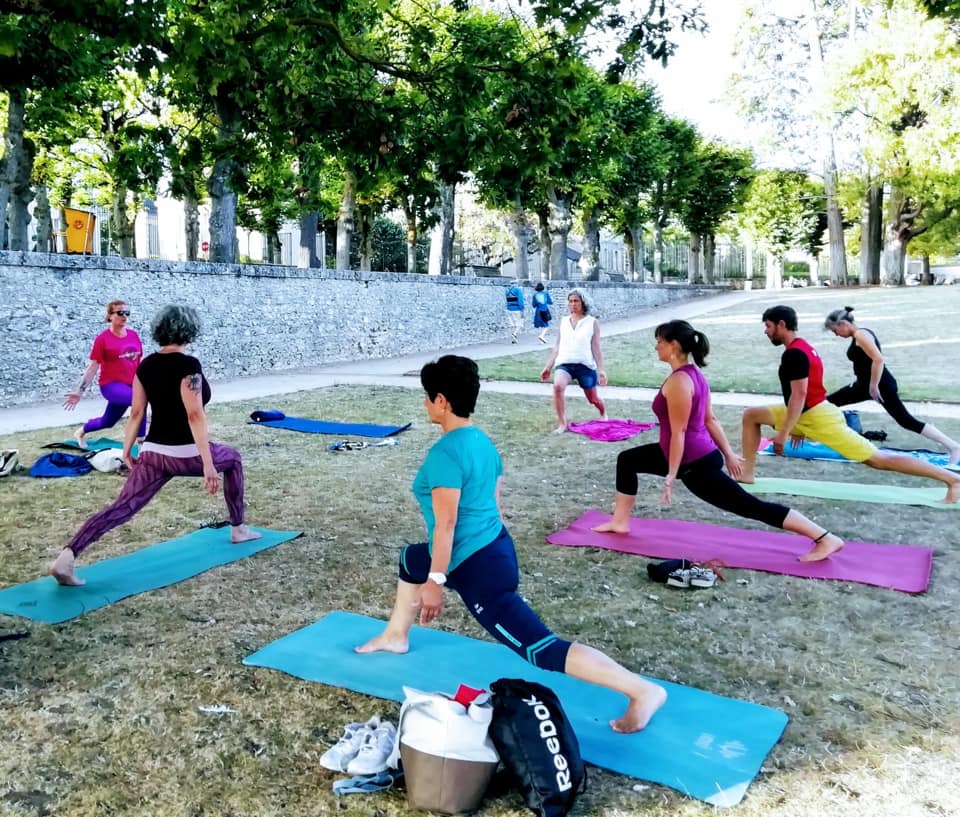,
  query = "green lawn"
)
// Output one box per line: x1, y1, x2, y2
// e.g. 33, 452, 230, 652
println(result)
479, 286, 960, 402
2, 384, 959, 817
